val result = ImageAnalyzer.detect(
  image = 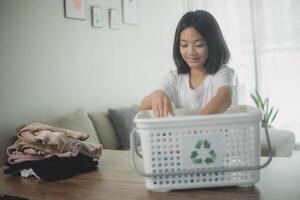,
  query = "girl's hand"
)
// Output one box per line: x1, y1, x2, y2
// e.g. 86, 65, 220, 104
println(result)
151, 90, 175, 118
